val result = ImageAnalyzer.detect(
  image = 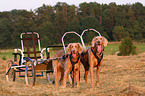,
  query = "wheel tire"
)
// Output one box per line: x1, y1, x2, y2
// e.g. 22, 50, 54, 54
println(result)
6, 60, 16, 82
25, 61, 36, 86
46, 71, 55, 84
